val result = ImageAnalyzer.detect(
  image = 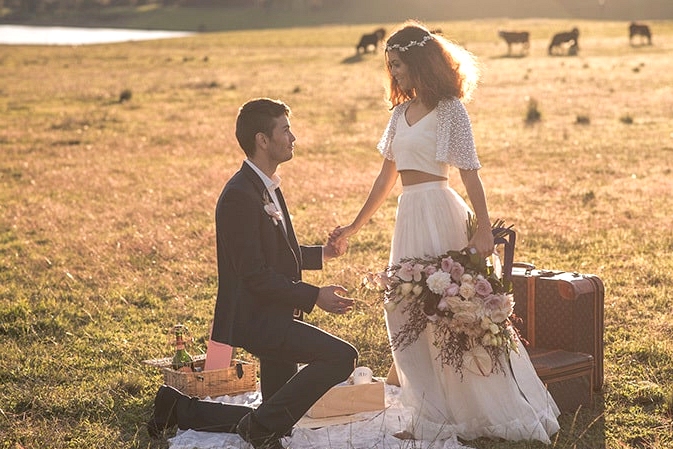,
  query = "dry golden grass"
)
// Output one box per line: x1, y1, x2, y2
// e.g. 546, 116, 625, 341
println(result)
1, 19, 672, 449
